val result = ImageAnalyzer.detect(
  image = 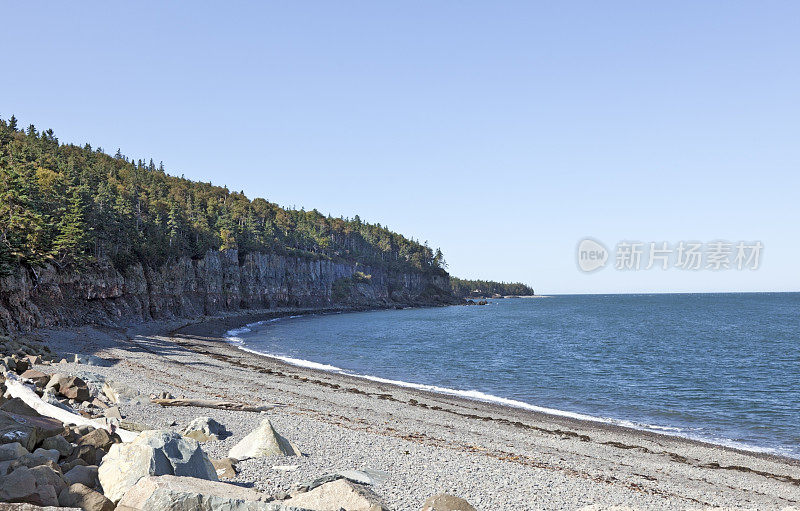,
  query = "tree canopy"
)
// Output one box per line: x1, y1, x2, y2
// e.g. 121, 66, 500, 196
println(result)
450, 277, 534, 298
0, 116, 447, 276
